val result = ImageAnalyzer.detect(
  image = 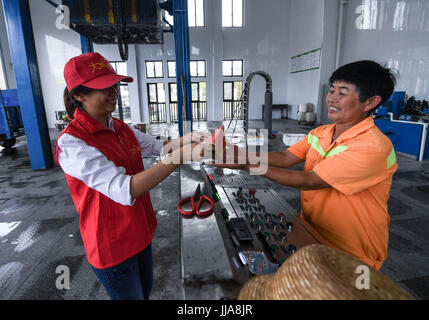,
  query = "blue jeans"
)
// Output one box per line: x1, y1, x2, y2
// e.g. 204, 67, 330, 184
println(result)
92, 243, 153, 300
